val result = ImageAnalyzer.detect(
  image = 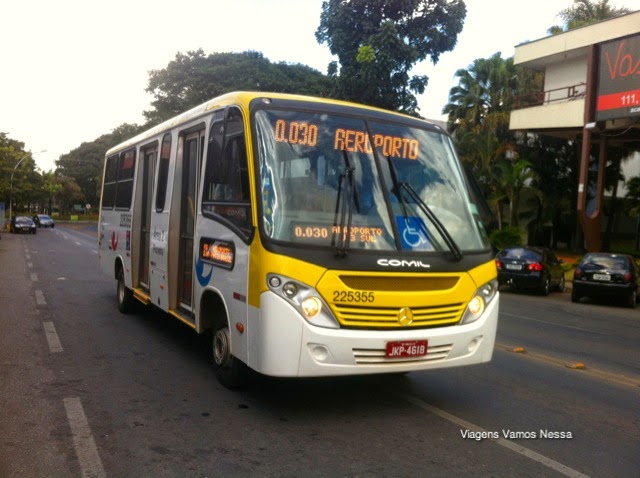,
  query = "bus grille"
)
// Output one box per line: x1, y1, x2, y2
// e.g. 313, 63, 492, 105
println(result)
353, 343, 453, 364
333, 302, 465, 328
